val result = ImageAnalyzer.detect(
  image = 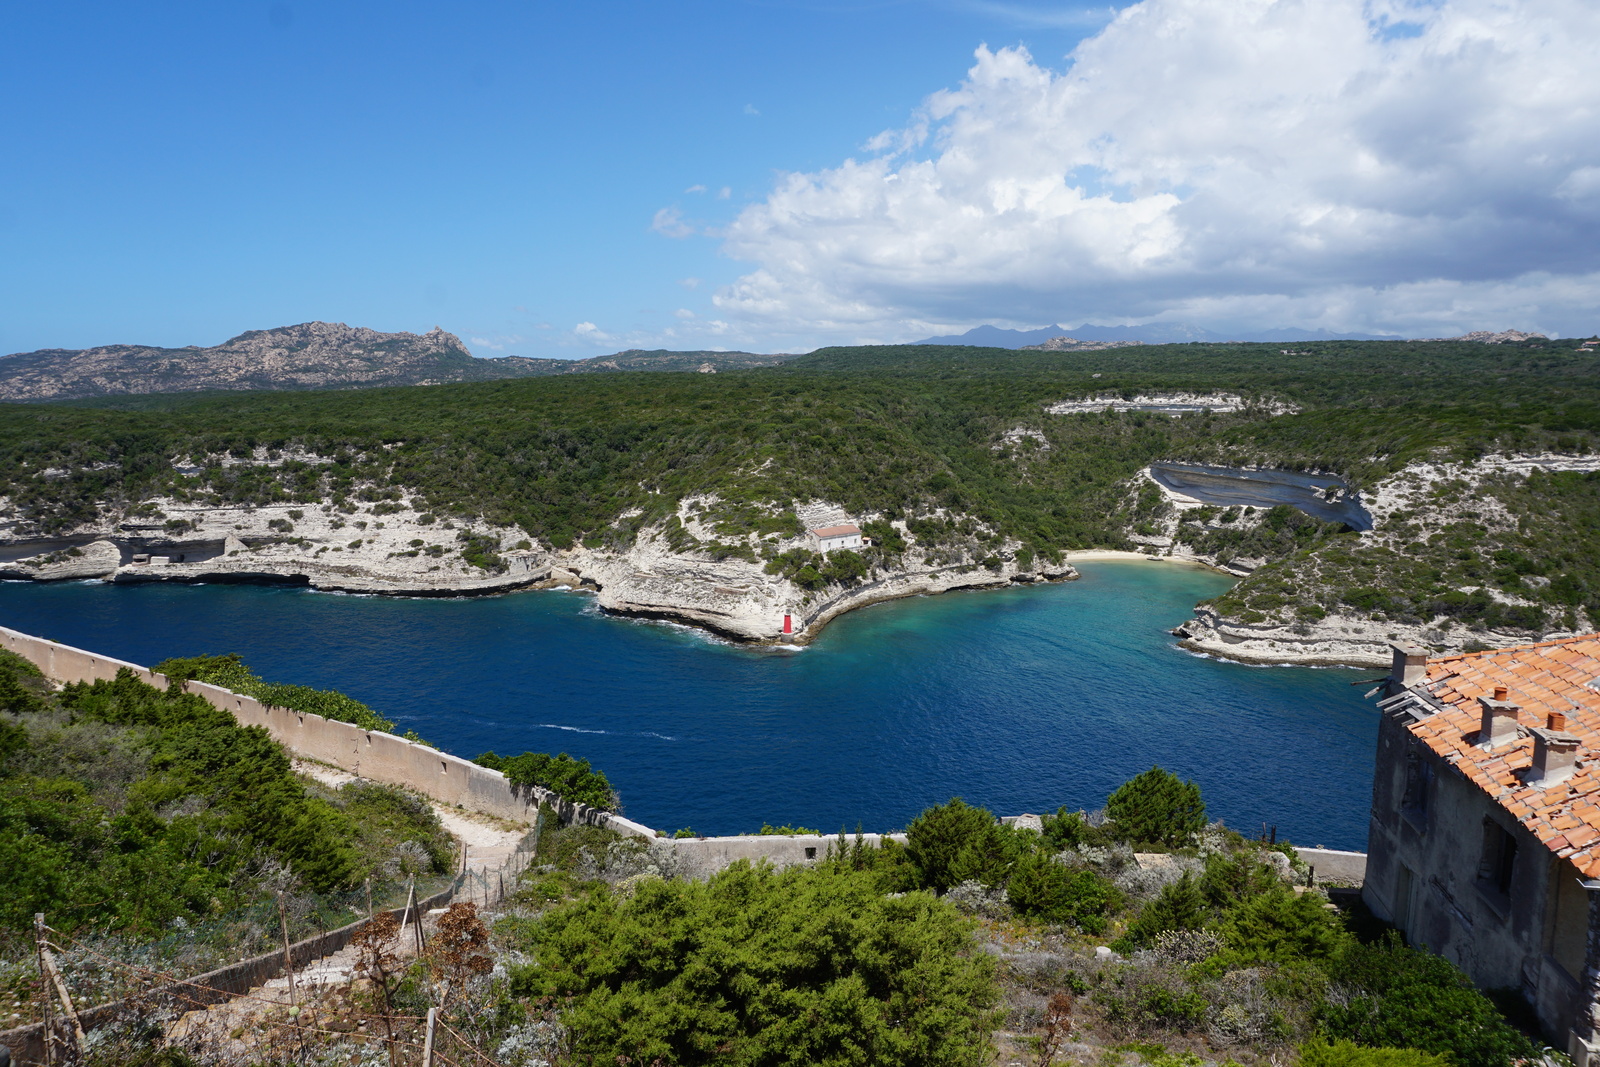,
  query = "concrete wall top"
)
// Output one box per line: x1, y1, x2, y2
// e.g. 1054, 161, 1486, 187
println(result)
1297, 847, 1367, 885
